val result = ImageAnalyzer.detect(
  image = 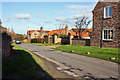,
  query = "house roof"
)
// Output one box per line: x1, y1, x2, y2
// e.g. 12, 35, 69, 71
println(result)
69, 28, 92, 37
71, 28, 92, 32
44, 28, 92, 37
44, 29, 66, 36
27, 30, 50, 34
69, 32, 90, 37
